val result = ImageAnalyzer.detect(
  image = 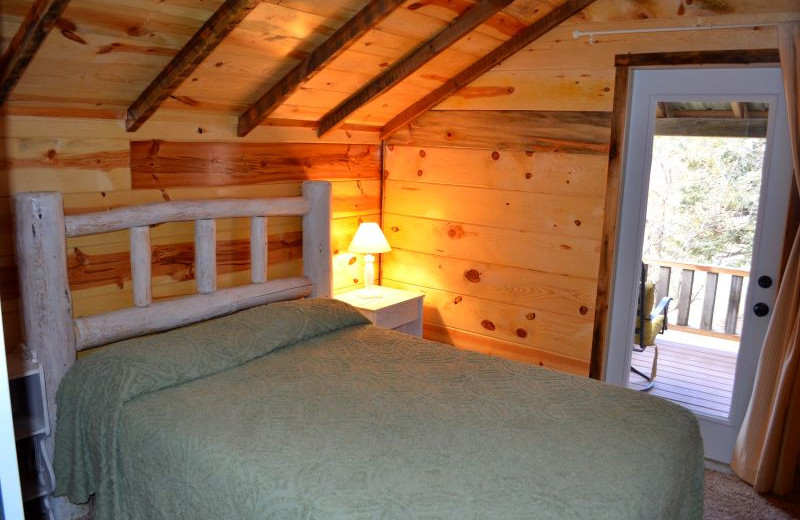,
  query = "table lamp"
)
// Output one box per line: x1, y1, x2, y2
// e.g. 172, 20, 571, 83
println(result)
348, 222, 391, 298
